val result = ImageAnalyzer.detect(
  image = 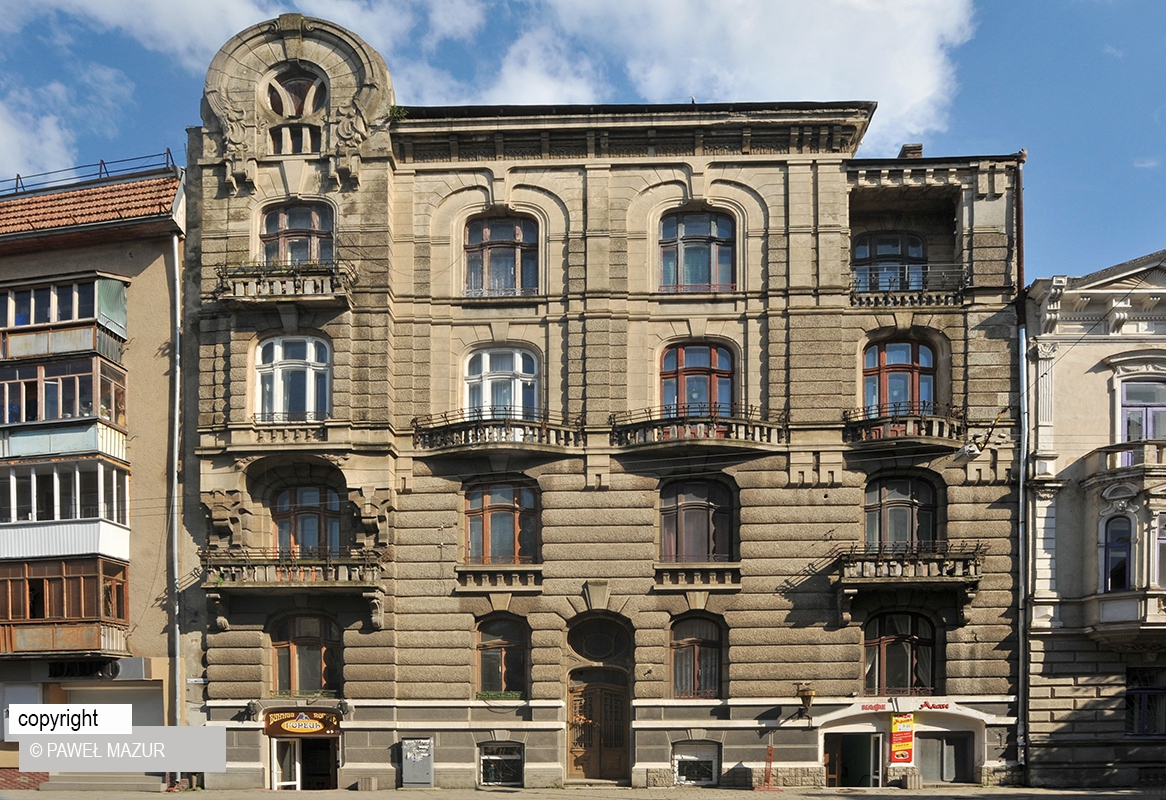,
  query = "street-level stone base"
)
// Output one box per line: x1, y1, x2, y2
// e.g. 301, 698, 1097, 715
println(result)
978, 764, 1024, 786
754, 766, 826, 788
